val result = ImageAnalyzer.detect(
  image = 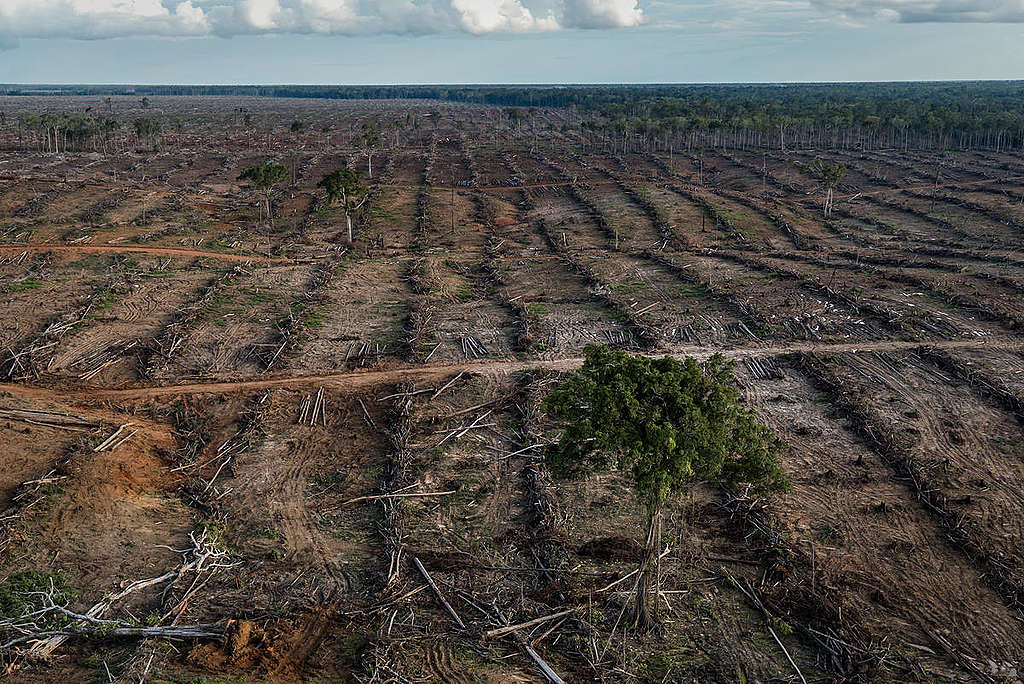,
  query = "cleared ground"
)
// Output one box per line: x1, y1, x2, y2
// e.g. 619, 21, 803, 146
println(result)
1, 96, 1023, 682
